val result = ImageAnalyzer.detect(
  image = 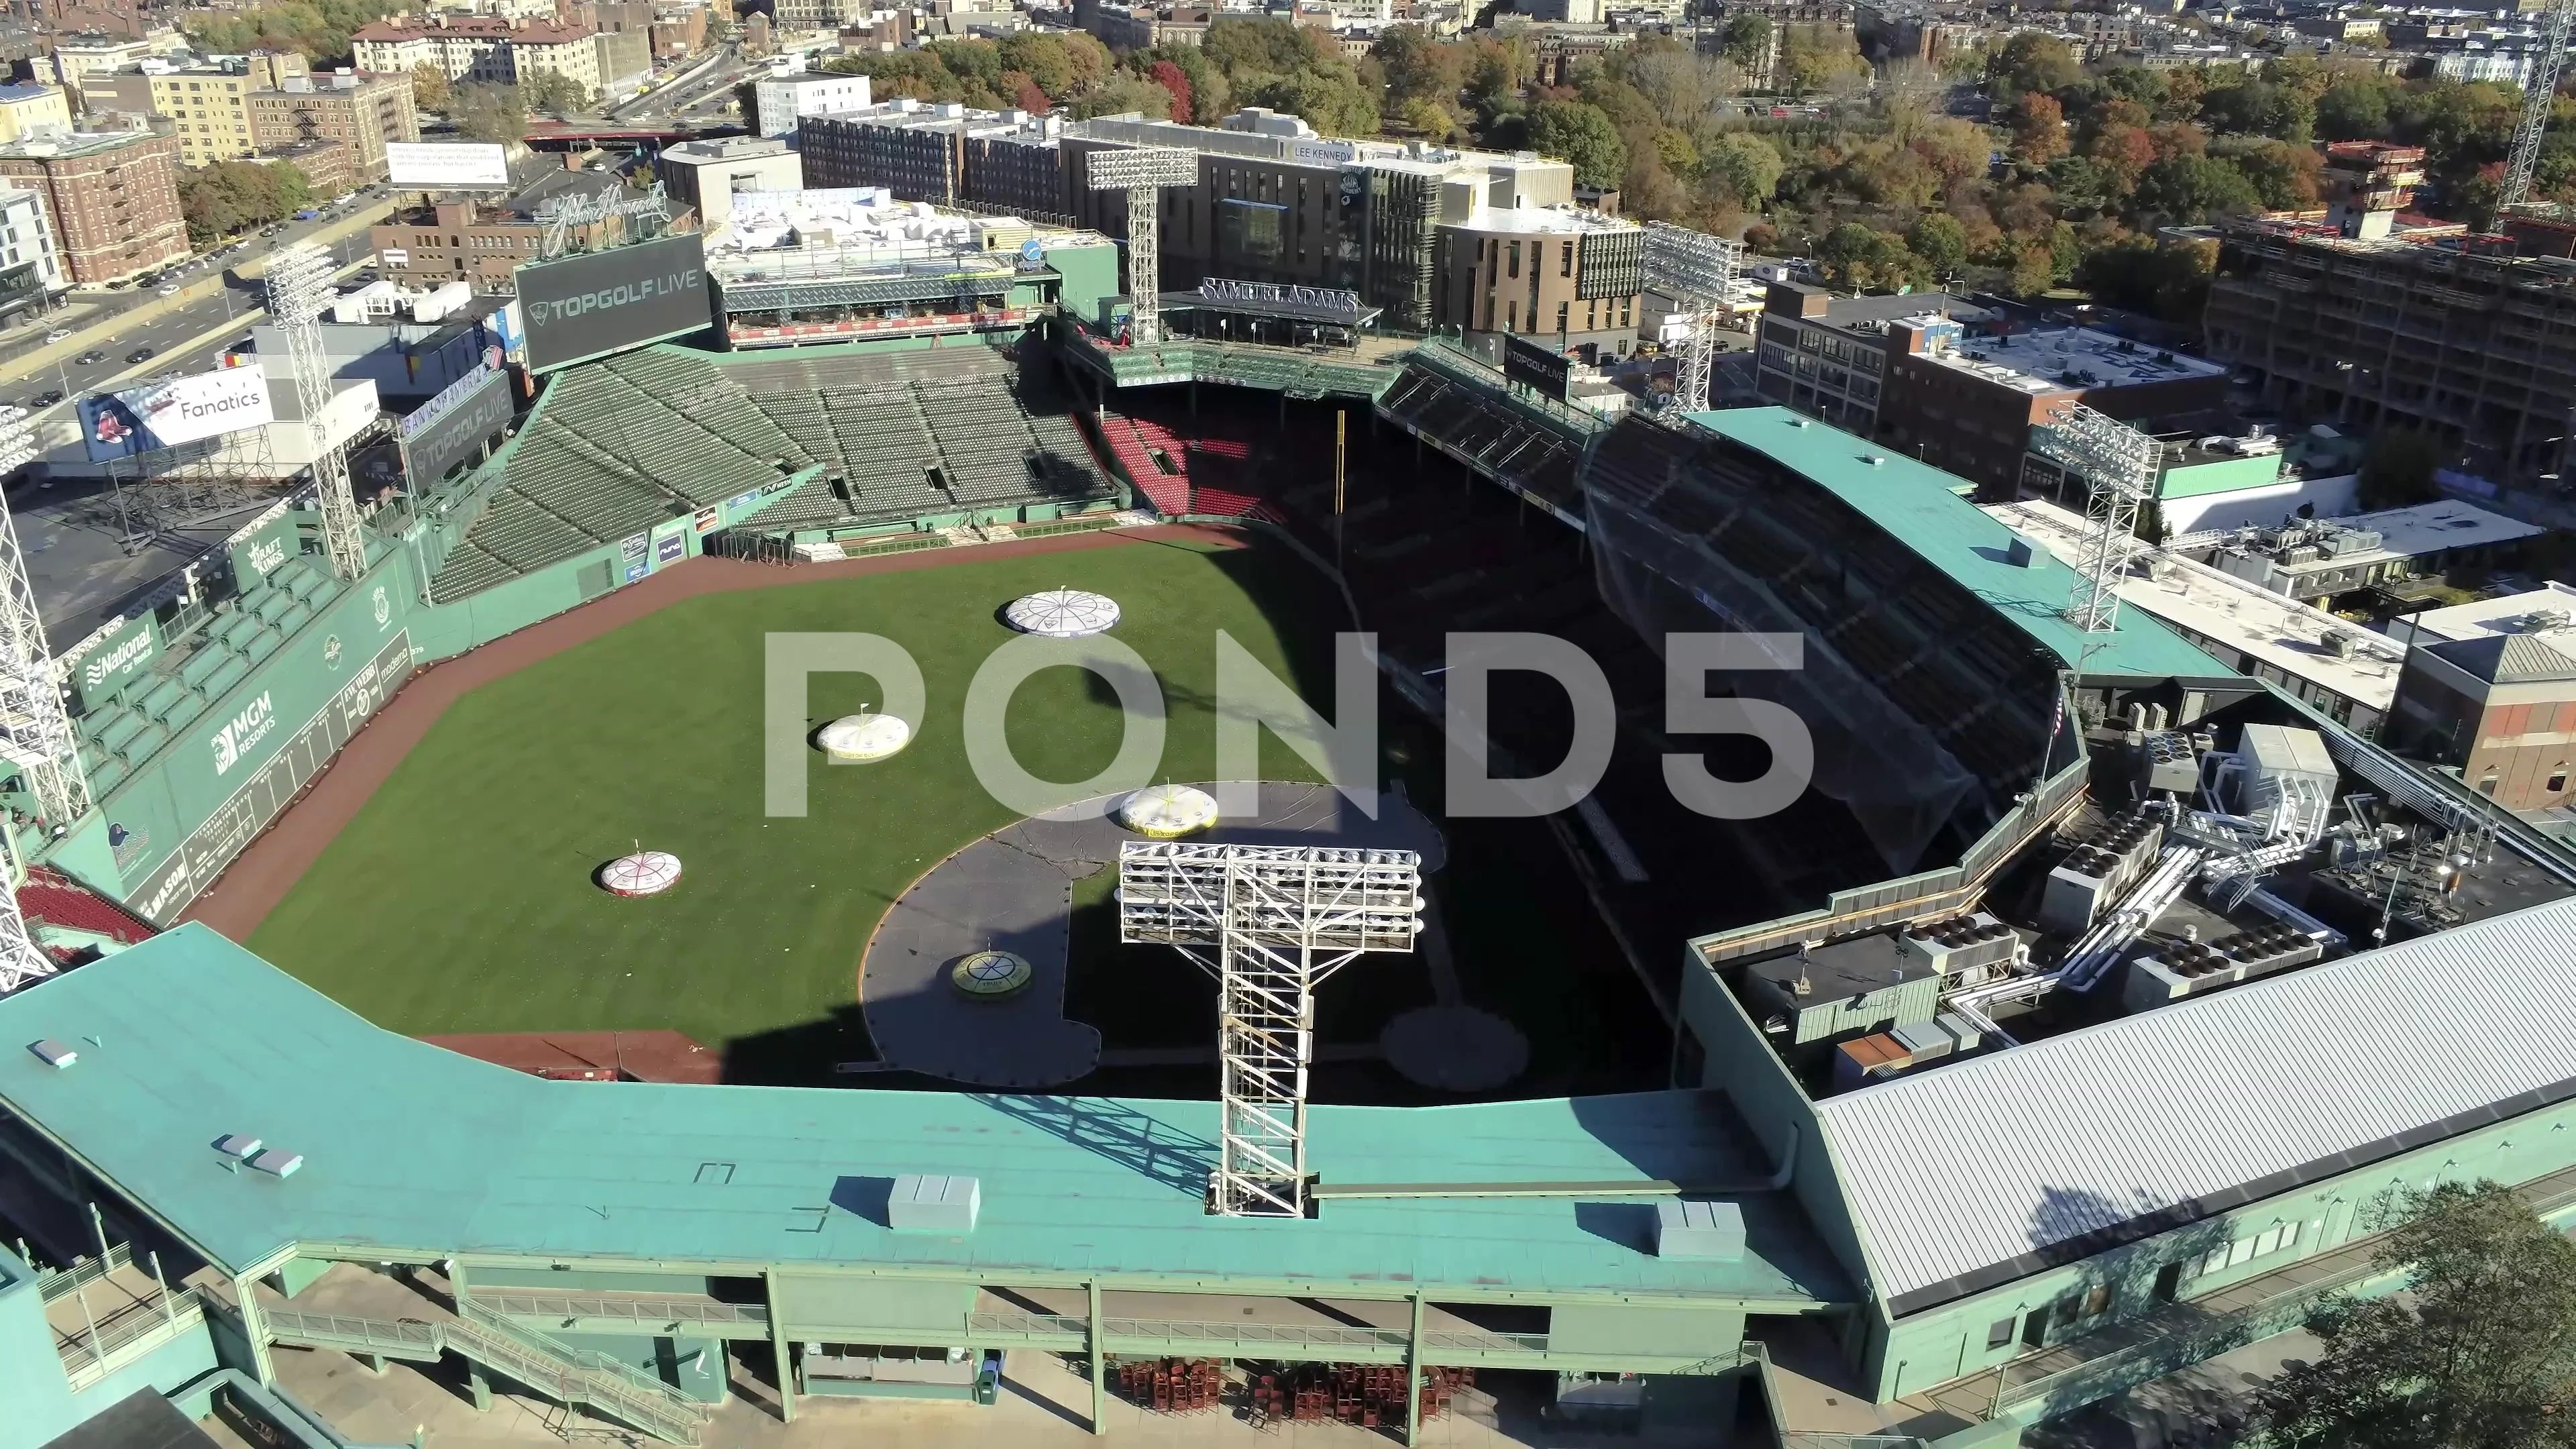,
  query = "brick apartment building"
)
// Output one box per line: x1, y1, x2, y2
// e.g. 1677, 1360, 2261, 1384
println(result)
352, 15, 602, 93
0, 128, 184, 283
246, 72, 419, 184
